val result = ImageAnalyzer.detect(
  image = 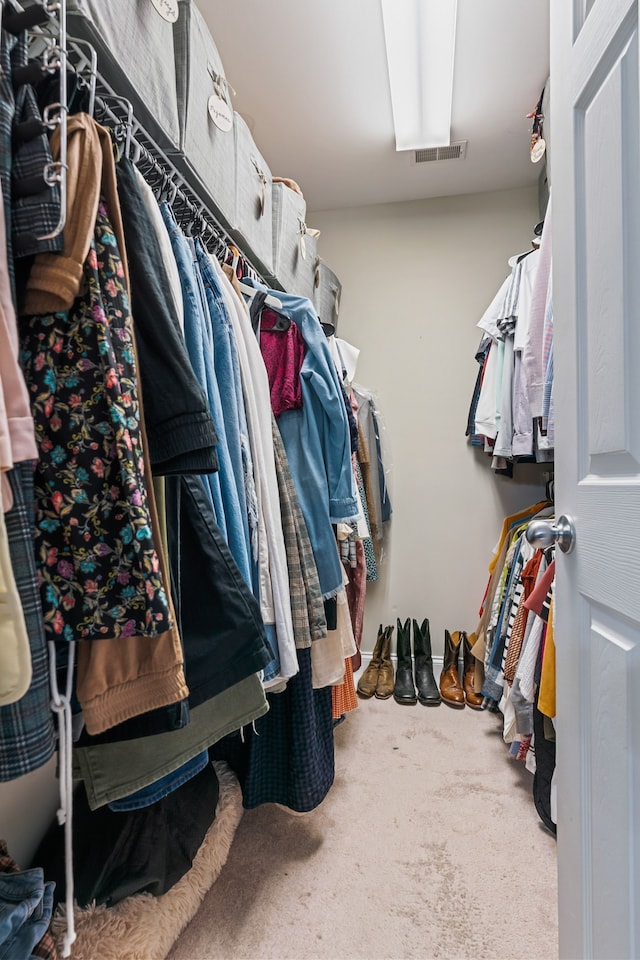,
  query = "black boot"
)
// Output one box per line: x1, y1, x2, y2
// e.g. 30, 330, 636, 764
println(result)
413, 618, 441, 706
393, 617, 417, 705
